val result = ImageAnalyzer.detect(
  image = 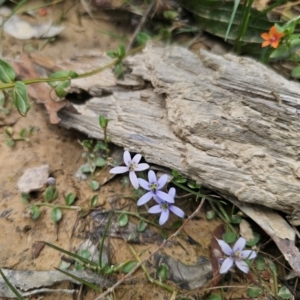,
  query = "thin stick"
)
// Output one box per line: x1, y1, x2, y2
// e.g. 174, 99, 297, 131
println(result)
93, 197, 206, 300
